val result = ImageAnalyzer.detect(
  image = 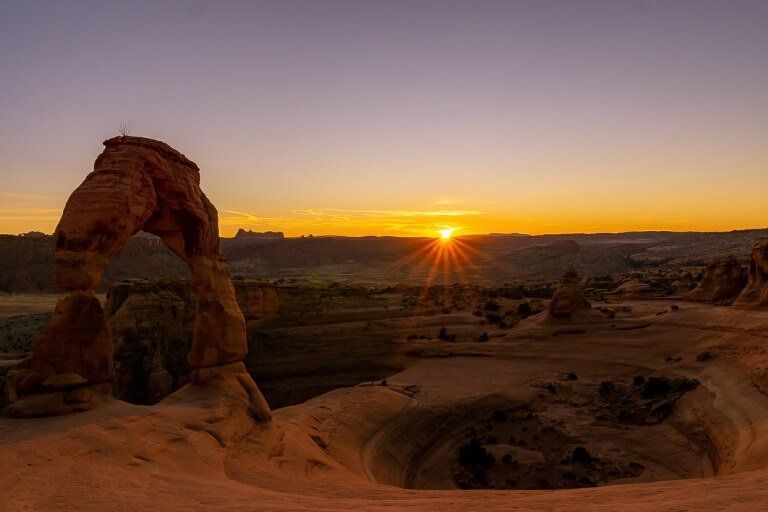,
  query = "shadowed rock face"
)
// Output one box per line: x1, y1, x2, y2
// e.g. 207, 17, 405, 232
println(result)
105, 278, 279, 405
734, 238, 768, 307
5, 137, 270, 419
549, 269, 592, 319
686, 256, 747, 305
